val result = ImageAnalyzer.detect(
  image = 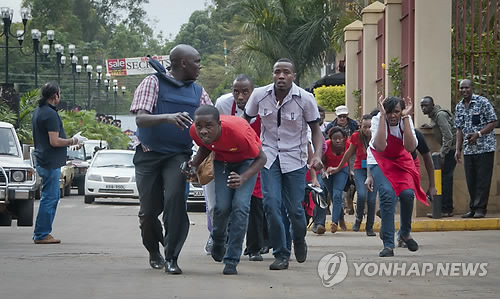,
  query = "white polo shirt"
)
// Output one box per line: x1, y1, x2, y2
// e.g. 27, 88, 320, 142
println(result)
244, 83, 320, 173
